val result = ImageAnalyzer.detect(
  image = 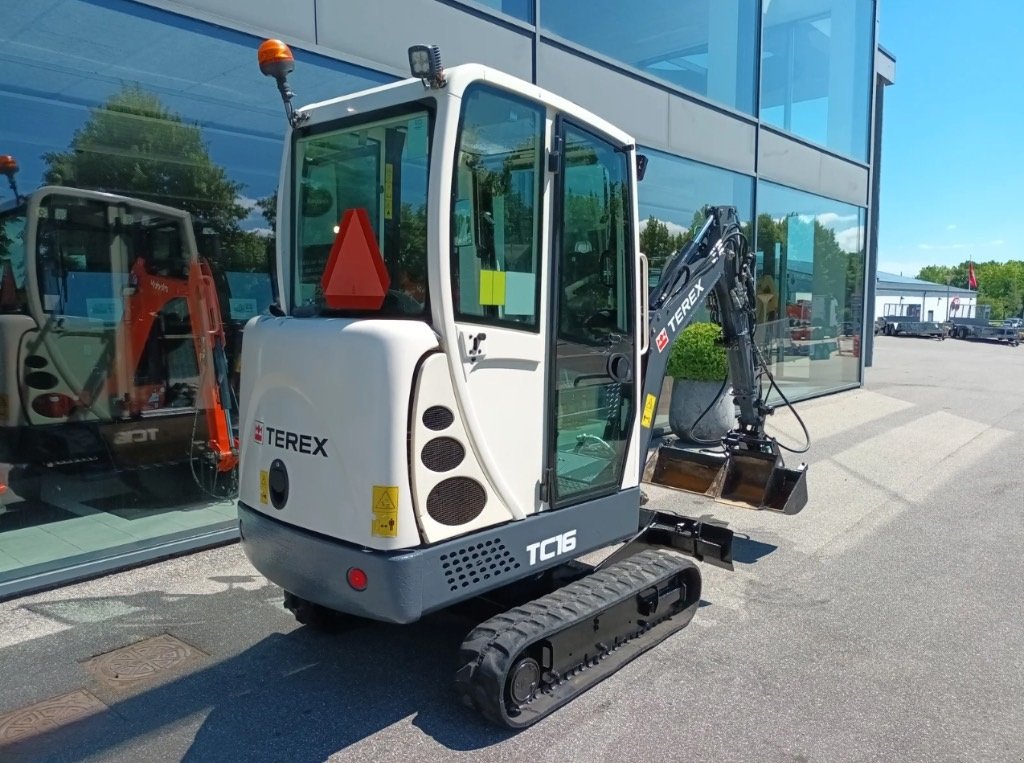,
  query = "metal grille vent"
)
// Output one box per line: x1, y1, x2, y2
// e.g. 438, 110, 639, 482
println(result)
421, 437, 465, 472
422, 406, 454, 431
440, 538, 520, 592
426, 477, 486, 526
